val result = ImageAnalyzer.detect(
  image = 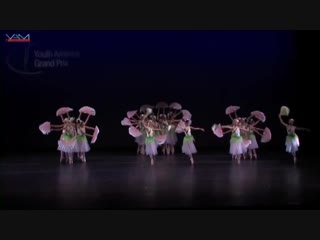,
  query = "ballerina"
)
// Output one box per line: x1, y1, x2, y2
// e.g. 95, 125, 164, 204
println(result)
245, 118, 261, 160
57, 117, 77, 164
177, 119, 205, 165
74, 119, 91, 162
239, 117, 250, 160
220, 119, 249, 163
278, 109, 310, 163
143, 119, 162, 166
